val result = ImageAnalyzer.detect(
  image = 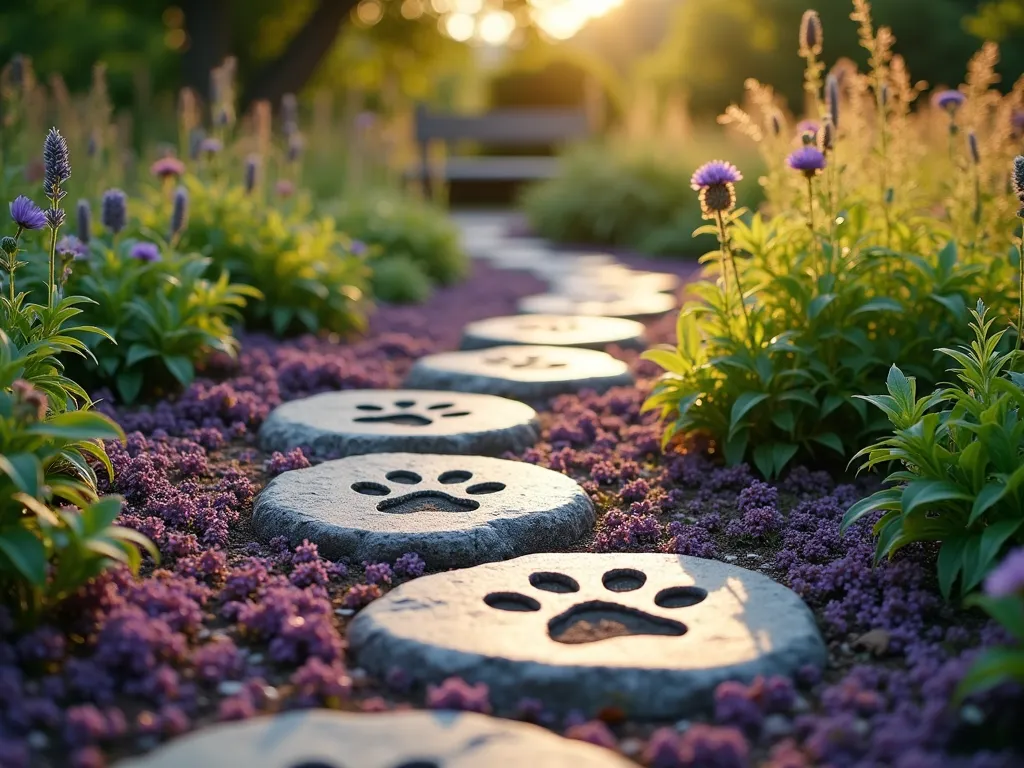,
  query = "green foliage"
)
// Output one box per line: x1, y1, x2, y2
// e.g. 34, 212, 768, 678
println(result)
0, 335, 156, 624
841, 303, 1024, 597
370, 254, 433, 305
522, 142, 763, 257
328, 192, 467, 291
165, 177, 371, 337
955, 590, 1024, 700
65, 239, 261, 403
